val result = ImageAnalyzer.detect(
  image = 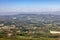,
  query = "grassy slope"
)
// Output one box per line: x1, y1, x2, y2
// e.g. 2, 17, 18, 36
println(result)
0, 36, 56, 40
